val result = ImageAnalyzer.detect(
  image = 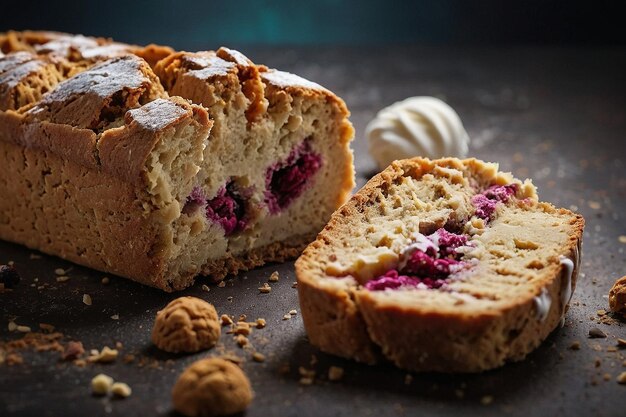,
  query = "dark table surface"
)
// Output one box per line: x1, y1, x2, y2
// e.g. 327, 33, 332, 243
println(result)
1, 45, 626, 417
